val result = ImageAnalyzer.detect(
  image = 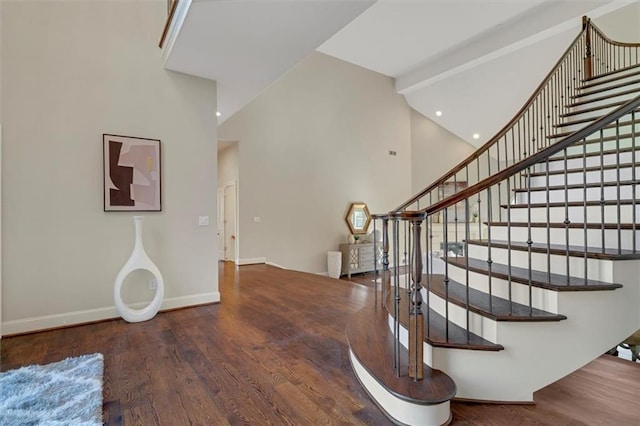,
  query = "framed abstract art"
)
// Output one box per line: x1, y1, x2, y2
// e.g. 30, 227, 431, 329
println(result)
103, 134, 161, 211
